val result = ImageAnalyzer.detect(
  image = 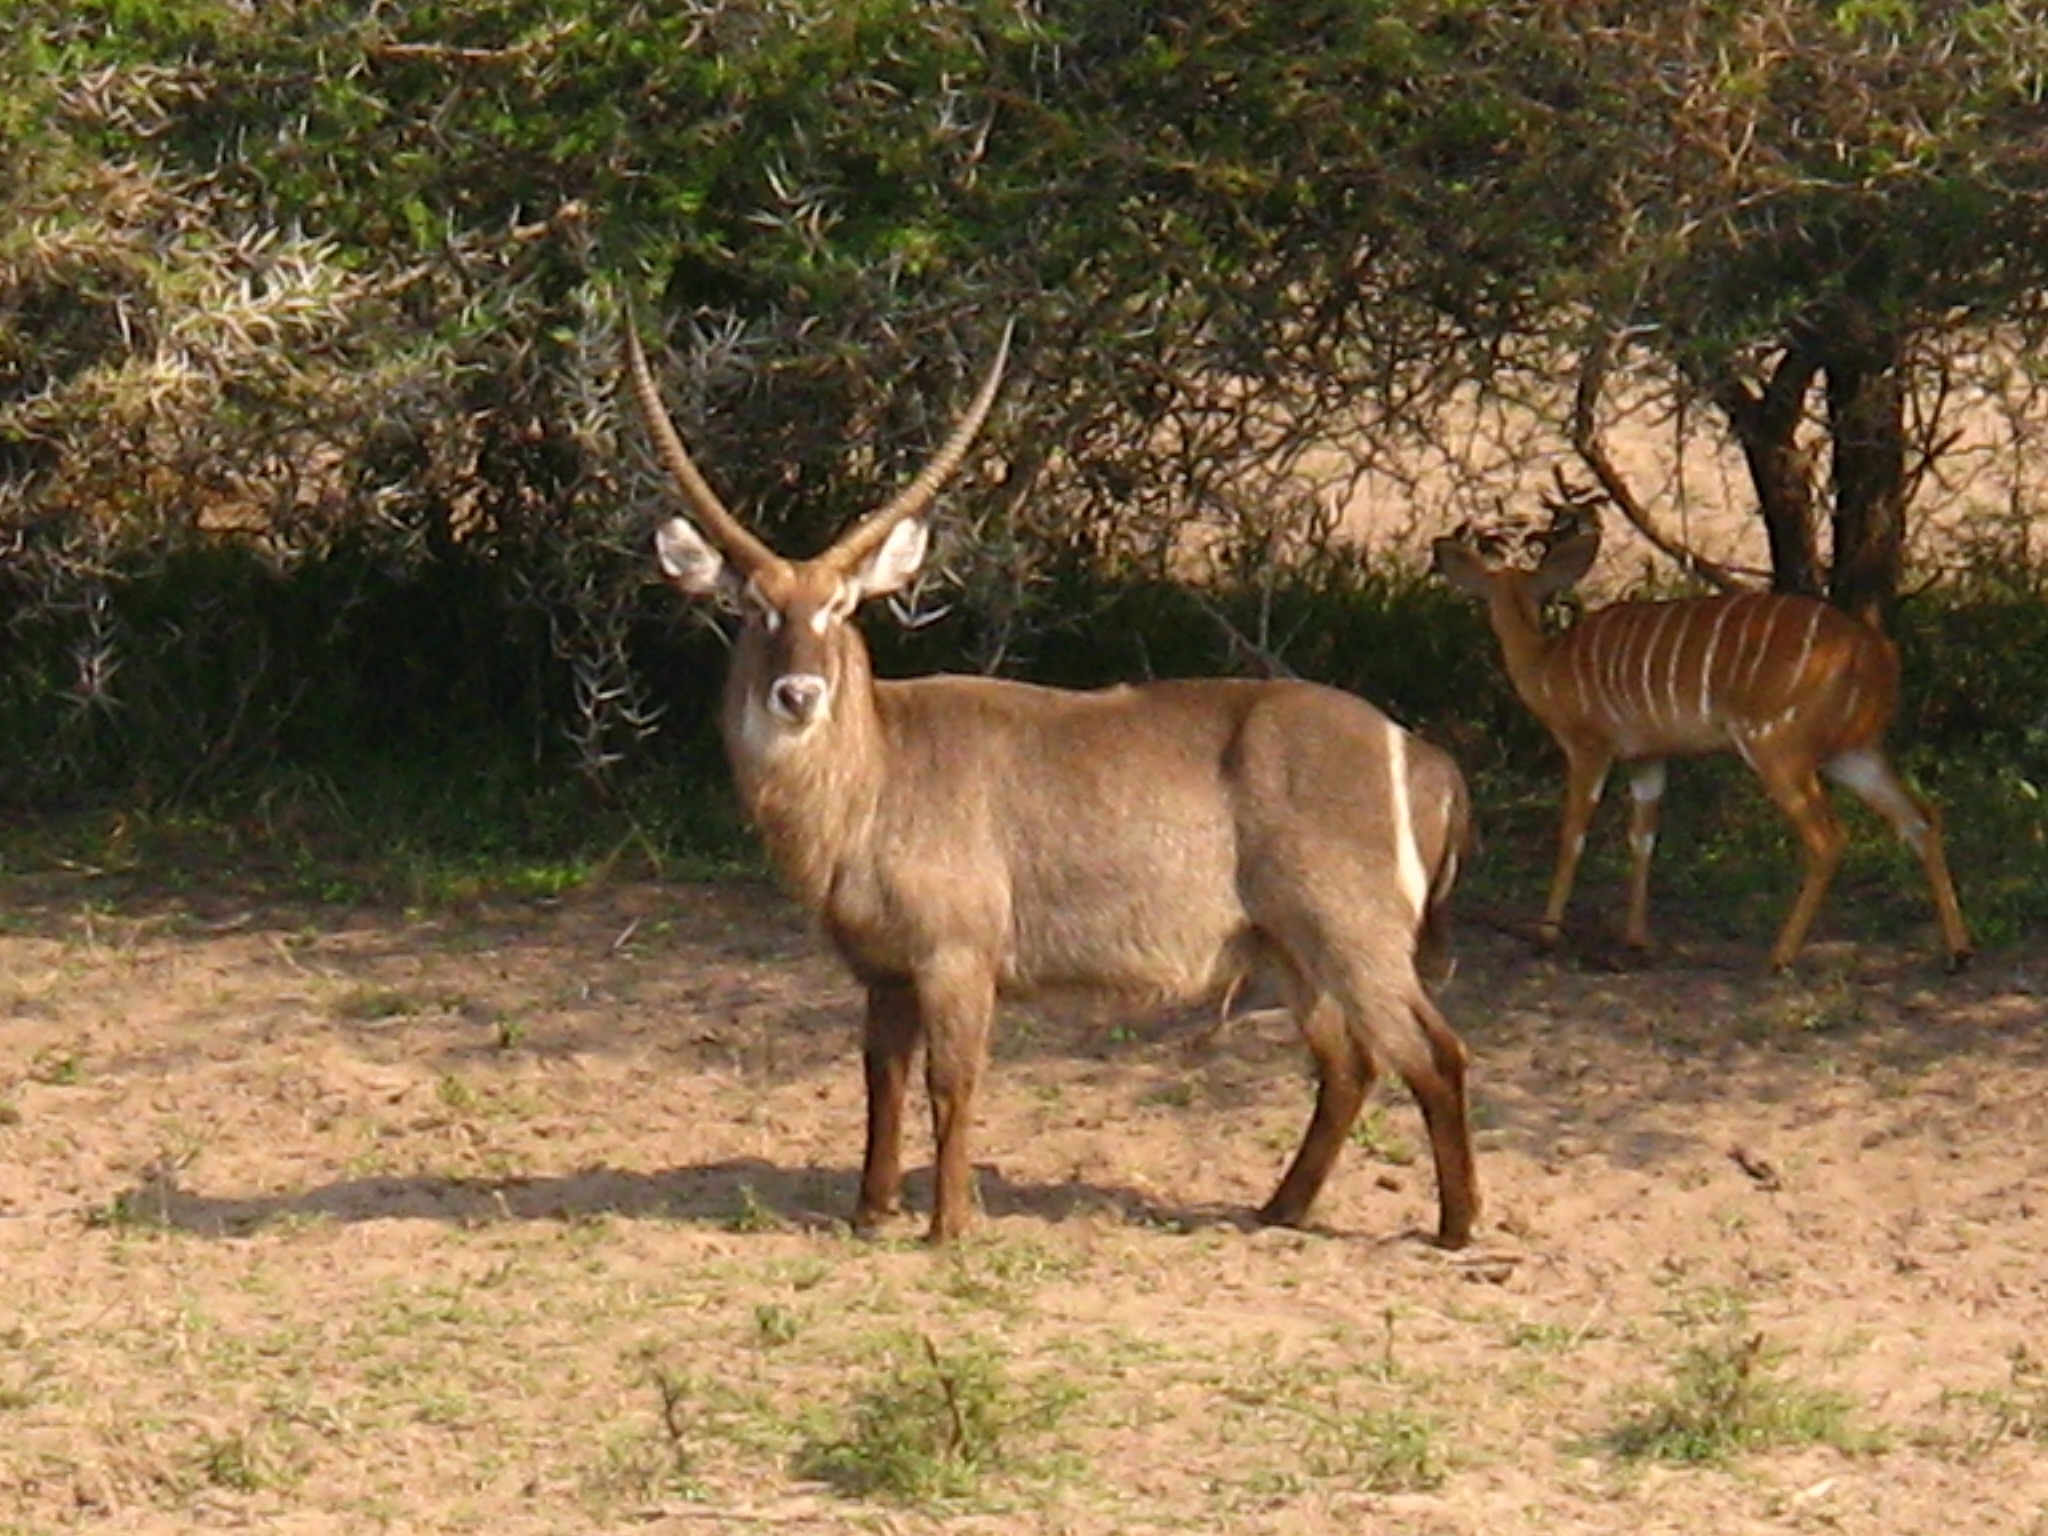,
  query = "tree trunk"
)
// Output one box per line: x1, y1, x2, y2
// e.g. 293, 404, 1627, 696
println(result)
1716, 342, 1823, 597
1824, 328, 1908, 626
